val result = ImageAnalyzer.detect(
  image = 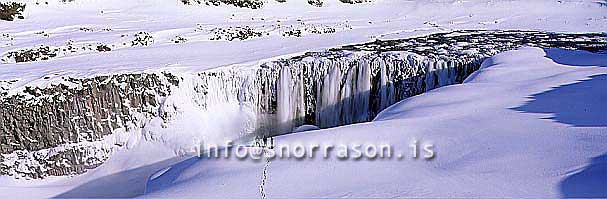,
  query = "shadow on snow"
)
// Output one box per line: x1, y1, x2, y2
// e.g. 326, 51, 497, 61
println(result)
512, 74, 607, 127
560, 153, 607, 198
